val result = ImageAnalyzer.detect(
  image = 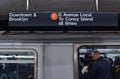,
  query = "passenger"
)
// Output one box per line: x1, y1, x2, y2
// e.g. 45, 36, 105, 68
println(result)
89, 50, 112, 79
79, 57, 84, 79
87, 56, 94, 74
84, 53, 90, 66
81, 53, 91, 79
114, 56, 120, 79
106, 58, 114, 79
